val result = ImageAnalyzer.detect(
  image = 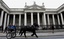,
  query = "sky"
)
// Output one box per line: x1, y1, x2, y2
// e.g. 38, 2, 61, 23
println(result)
3, 0, 64, 8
